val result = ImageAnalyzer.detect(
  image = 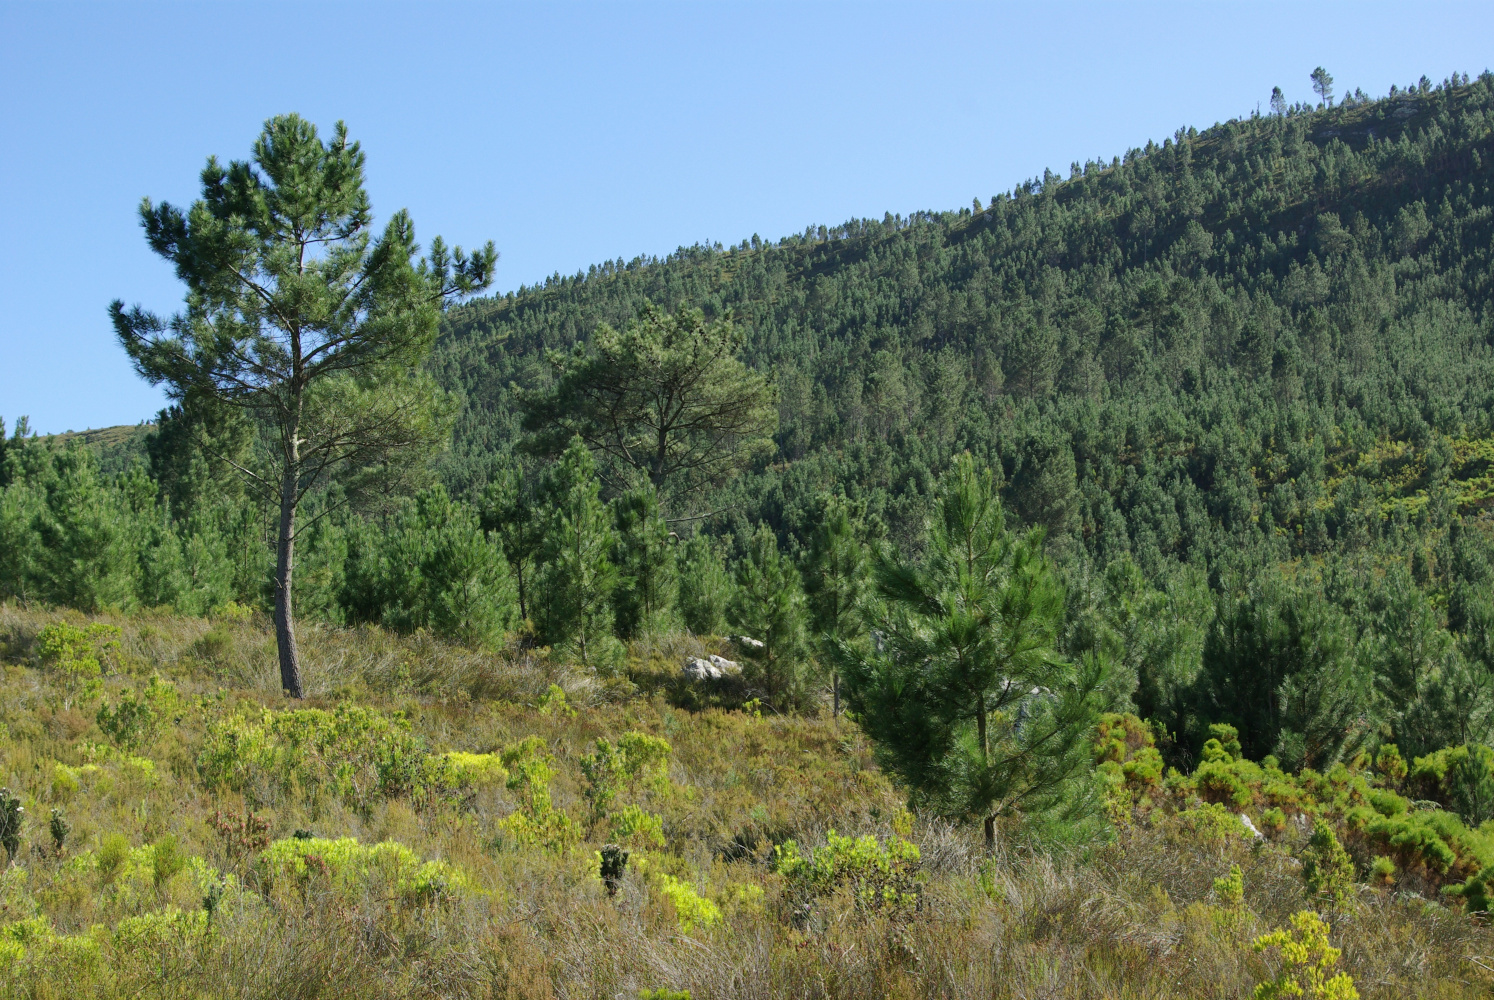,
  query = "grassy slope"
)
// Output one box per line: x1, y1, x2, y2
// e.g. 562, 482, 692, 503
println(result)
0, 605, 1489, 999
